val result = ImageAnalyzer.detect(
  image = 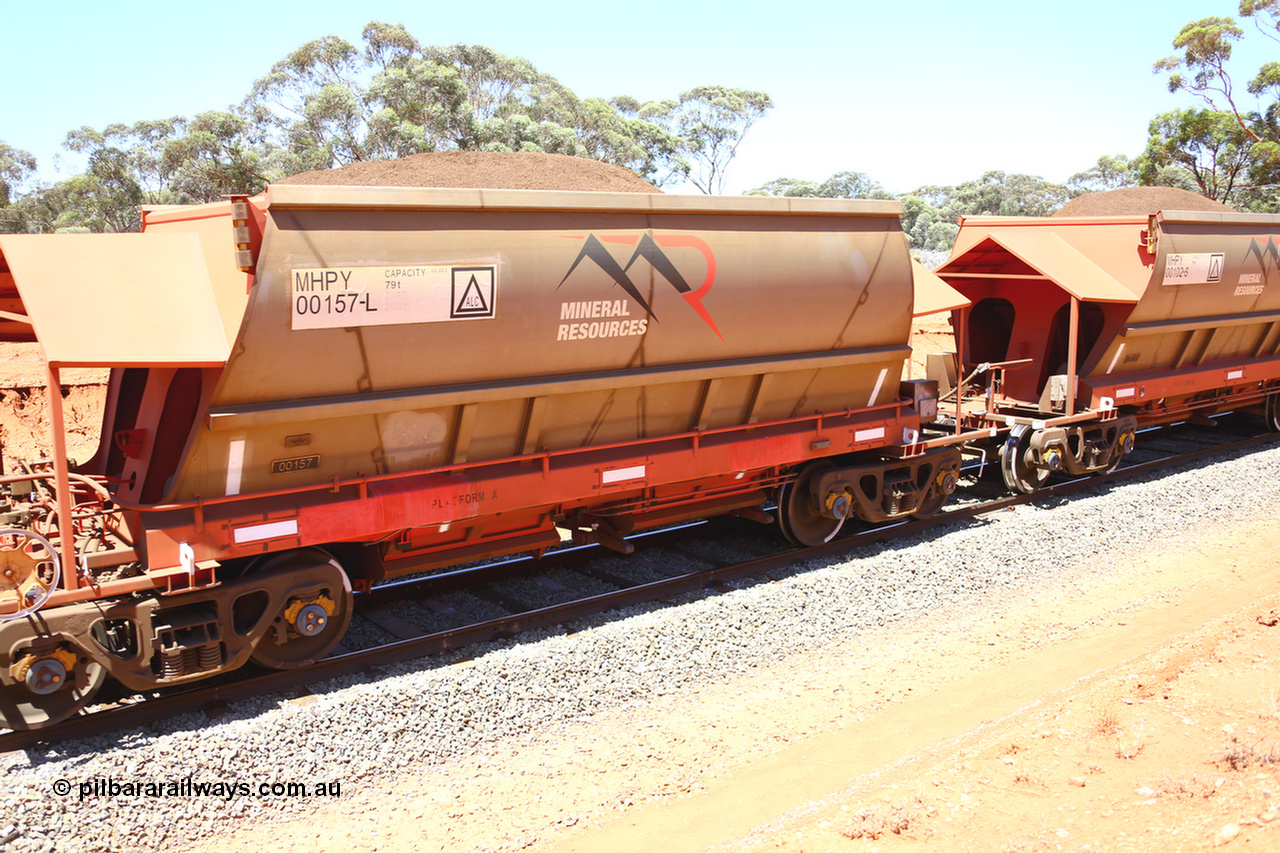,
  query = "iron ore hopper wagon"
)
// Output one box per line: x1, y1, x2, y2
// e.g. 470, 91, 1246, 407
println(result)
931, 210, 1280, 493
0, 187, 971, 730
